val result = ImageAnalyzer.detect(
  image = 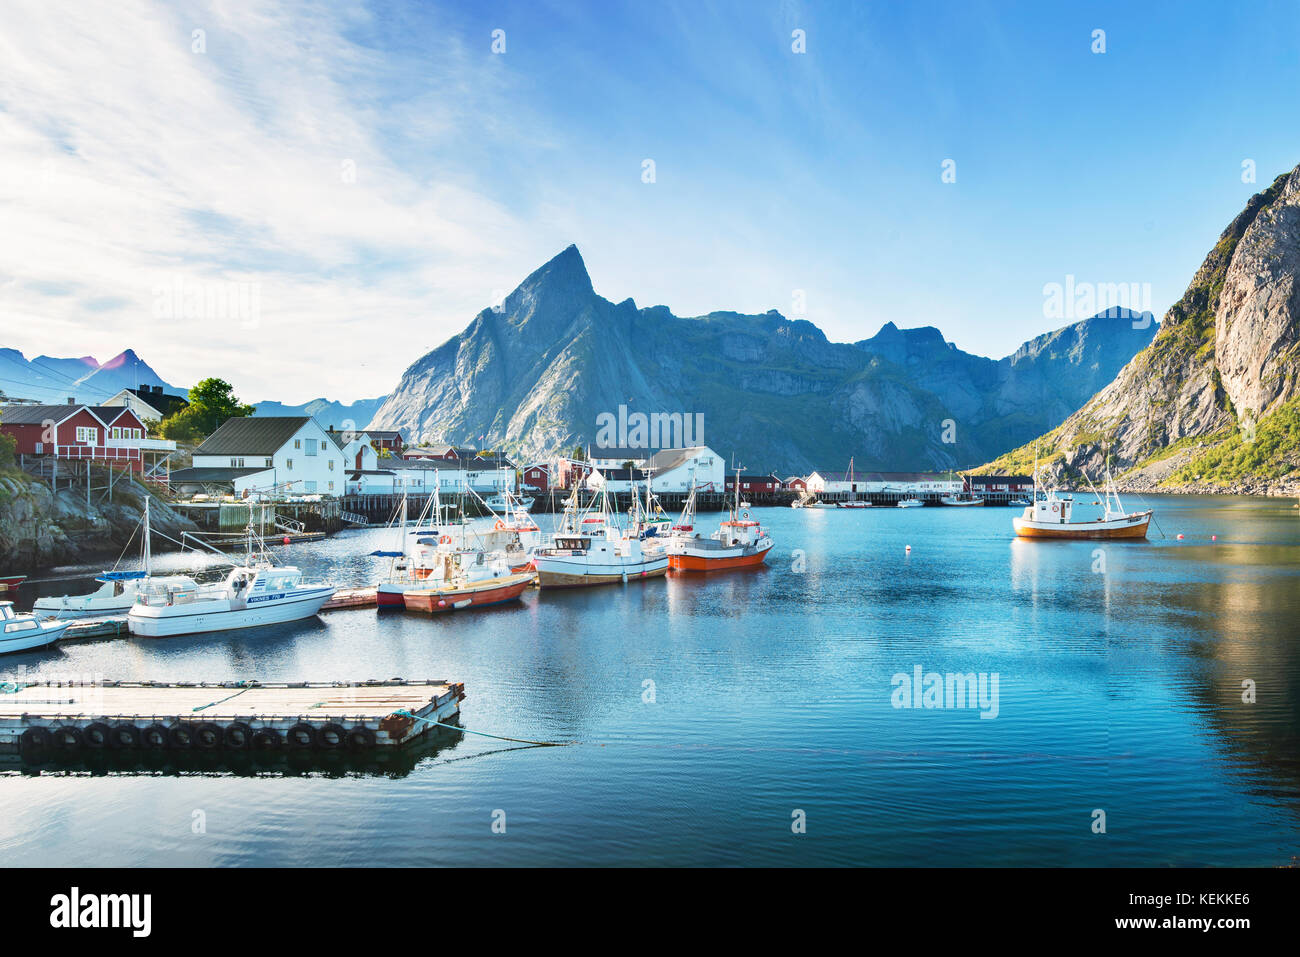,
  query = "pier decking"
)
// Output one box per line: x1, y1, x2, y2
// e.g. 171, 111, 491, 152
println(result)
0, 678, 464, 755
